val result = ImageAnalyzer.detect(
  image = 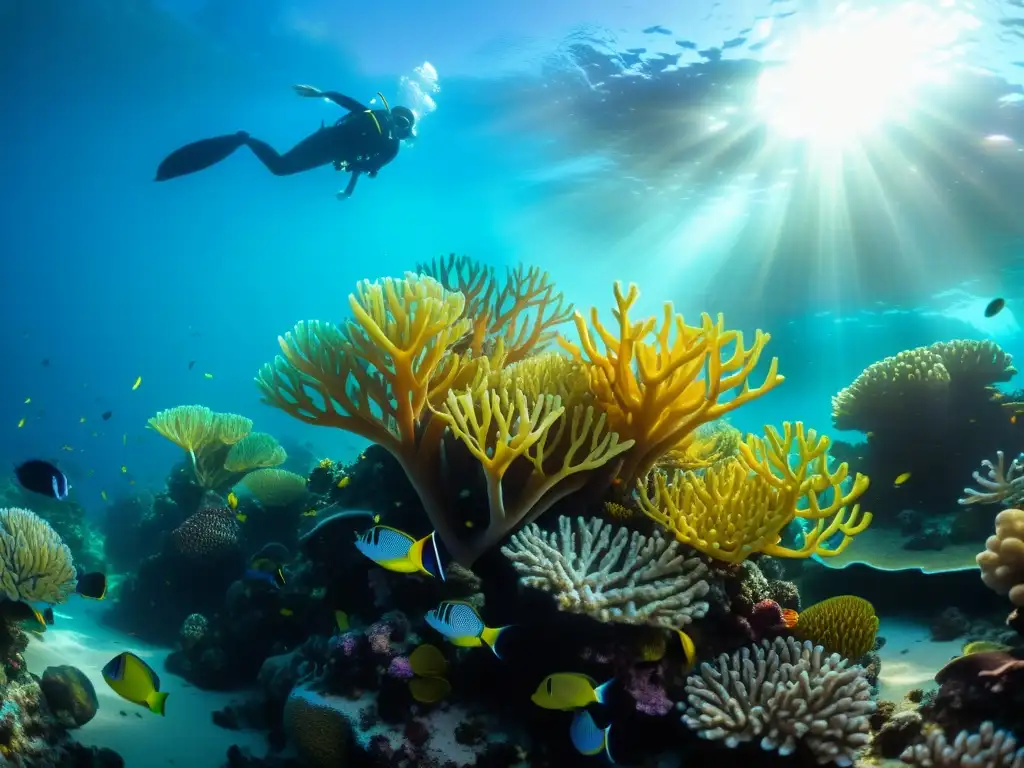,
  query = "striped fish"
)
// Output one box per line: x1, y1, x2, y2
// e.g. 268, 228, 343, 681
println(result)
354, 525, 445, 580
424, 600, 508, 657
570, 709, 614, 761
